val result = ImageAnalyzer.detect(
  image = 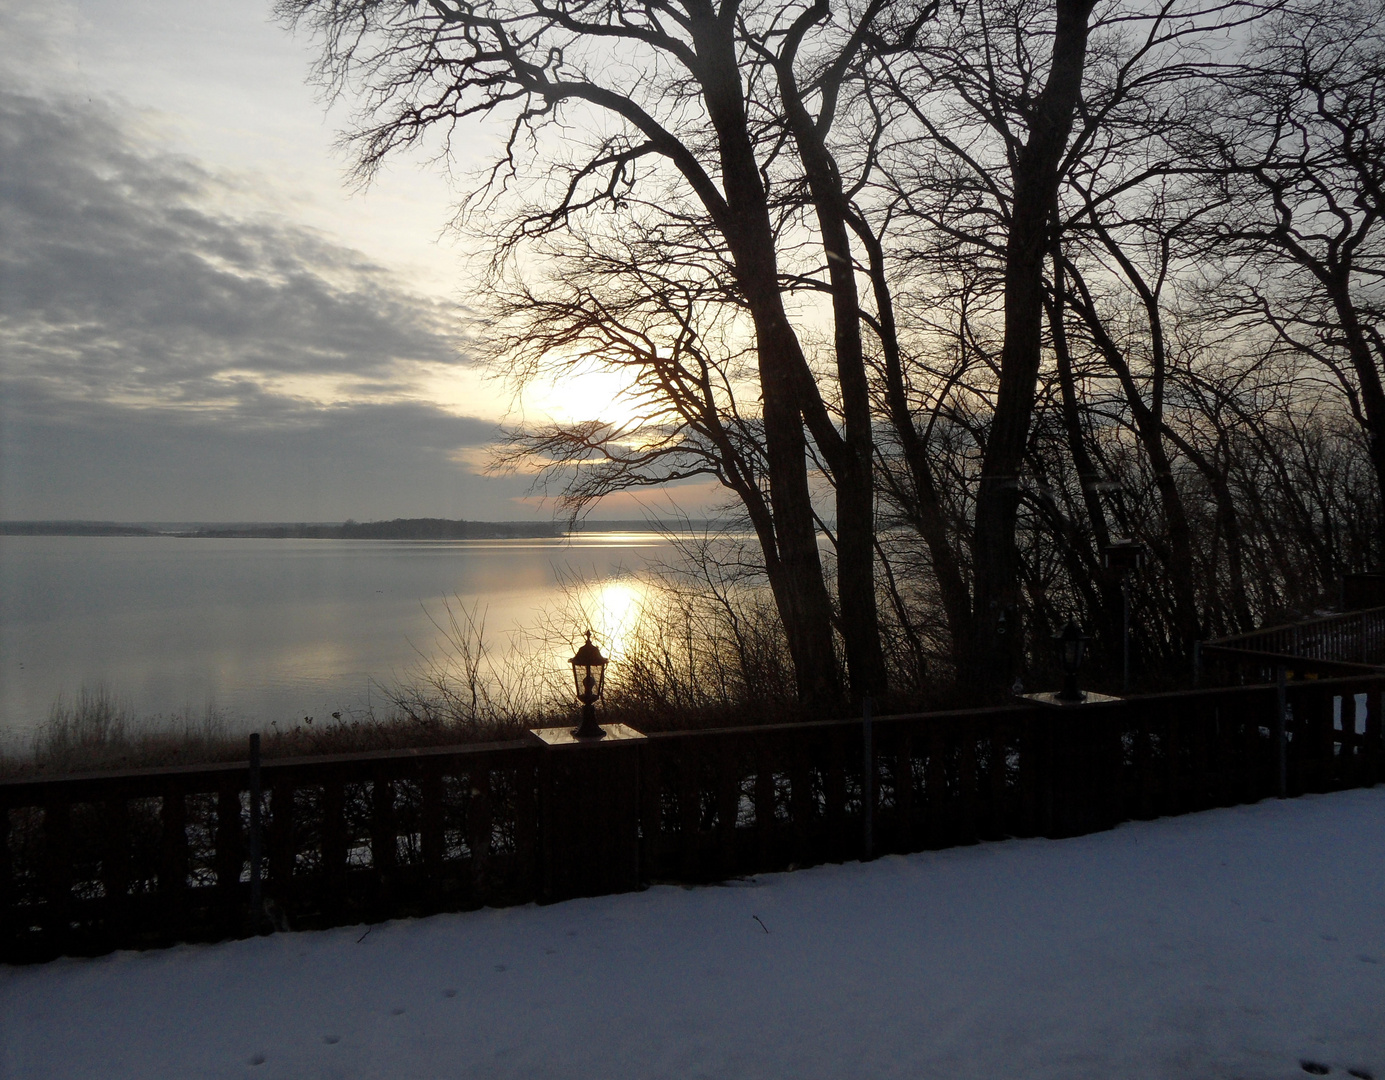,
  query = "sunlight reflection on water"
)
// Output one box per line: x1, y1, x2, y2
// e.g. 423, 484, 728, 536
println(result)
0, 533, 686, 742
